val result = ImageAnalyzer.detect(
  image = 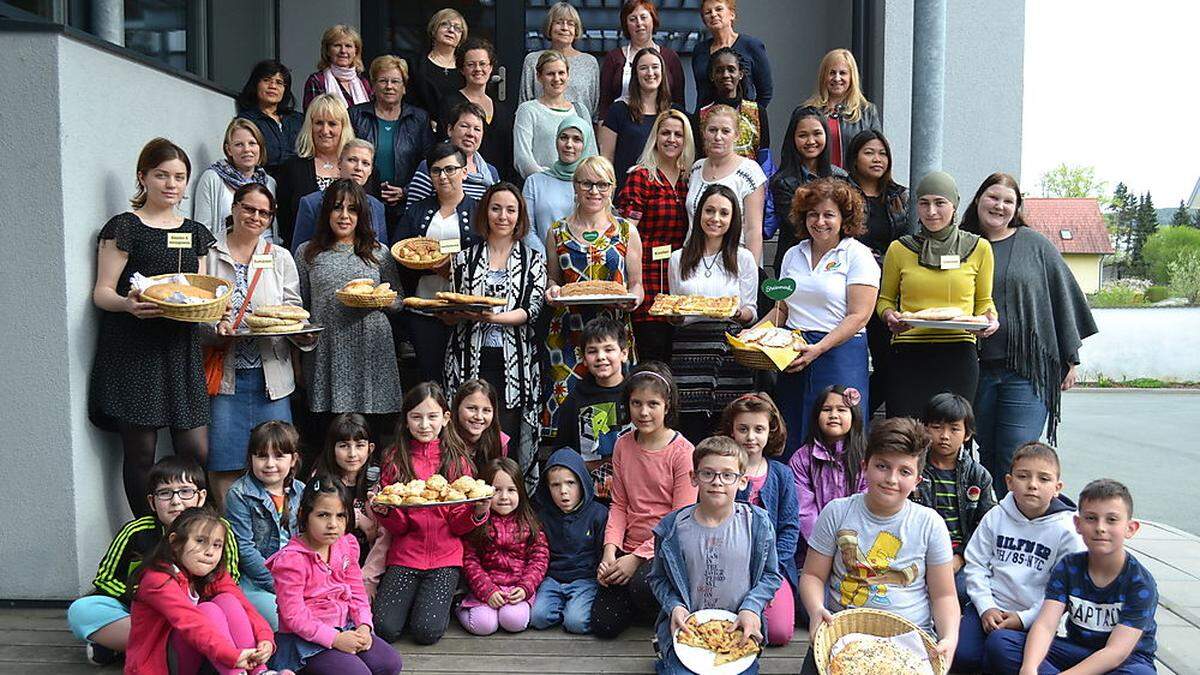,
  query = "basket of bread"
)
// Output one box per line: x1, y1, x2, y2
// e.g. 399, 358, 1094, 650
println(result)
238, 305, 322, 336
335, 278, 397, 309
391, 236, 450, 270
726, 322, 807, 371
142, 273, 233, 323
814, 608, 944, 675
372, 474, 495, 508
673, 610, 761, 674
556, 279, 637, 305
896, 307, 990, 331
403, 291, 508, 313
649, 294, 738, 319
